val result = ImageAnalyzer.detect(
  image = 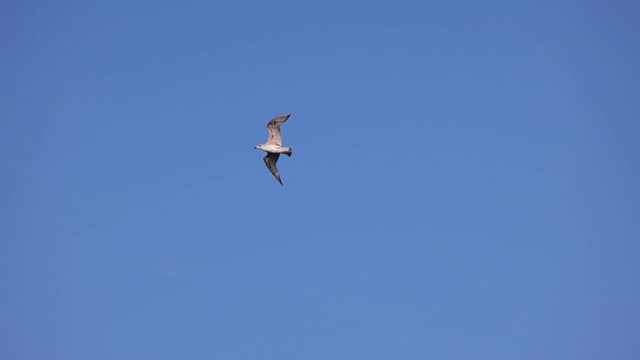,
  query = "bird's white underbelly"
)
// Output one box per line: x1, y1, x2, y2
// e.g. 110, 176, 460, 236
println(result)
261, 144, 287, 152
